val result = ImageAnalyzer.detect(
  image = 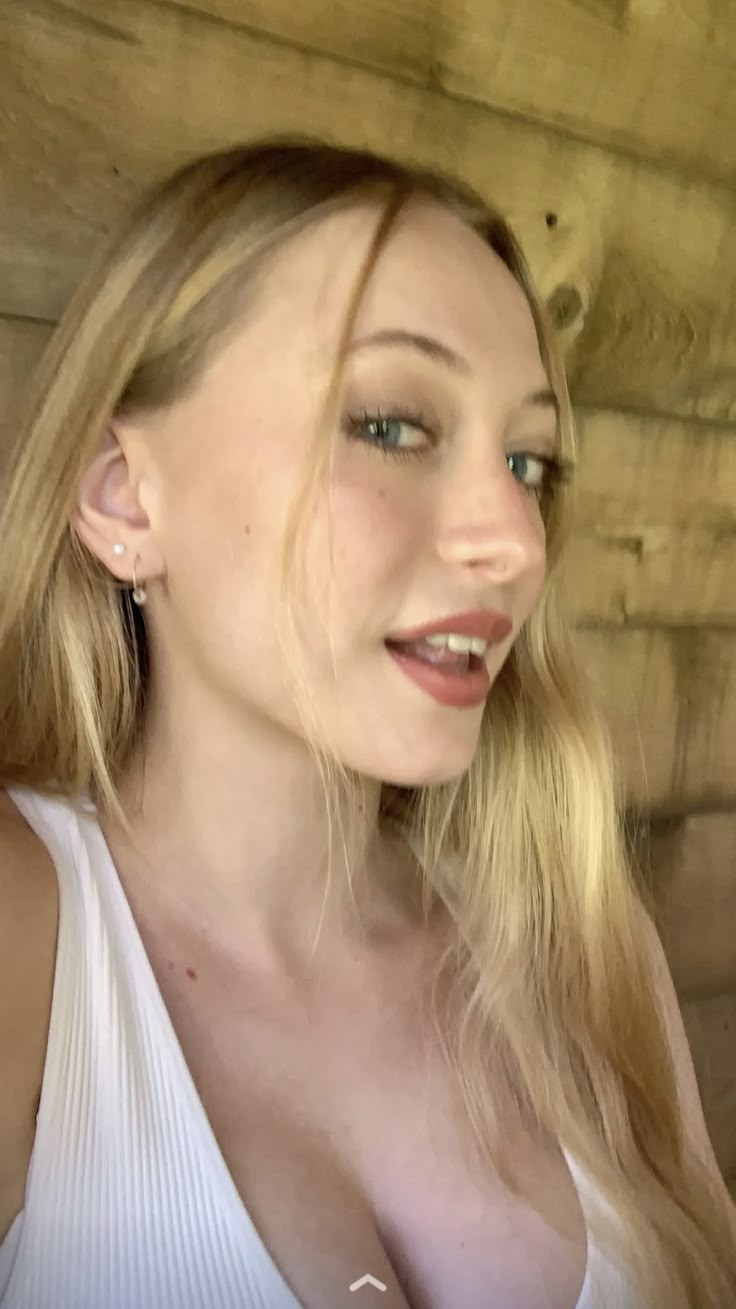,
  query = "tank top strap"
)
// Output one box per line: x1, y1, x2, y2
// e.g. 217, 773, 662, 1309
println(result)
0, 785, 303, 1309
